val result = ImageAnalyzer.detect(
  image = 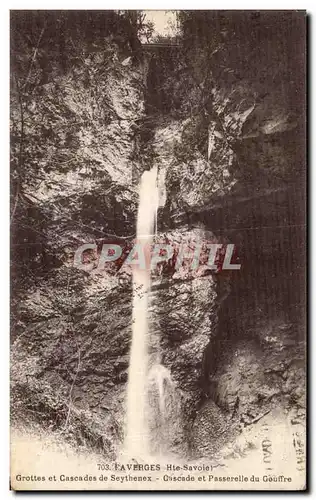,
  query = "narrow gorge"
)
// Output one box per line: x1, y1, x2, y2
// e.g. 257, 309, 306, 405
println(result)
11, 10, 306, 479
